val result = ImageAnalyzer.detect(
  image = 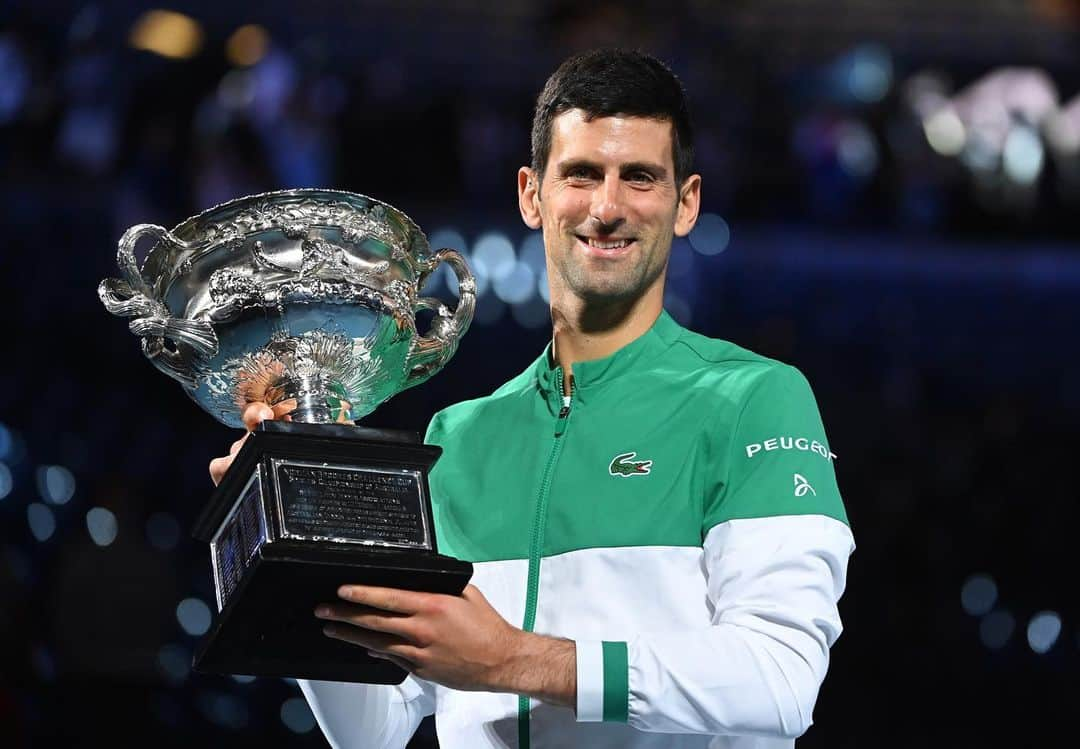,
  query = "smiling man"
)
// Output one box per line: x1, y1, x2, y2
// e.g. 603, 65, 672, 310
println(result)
214, 49, 855, 749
